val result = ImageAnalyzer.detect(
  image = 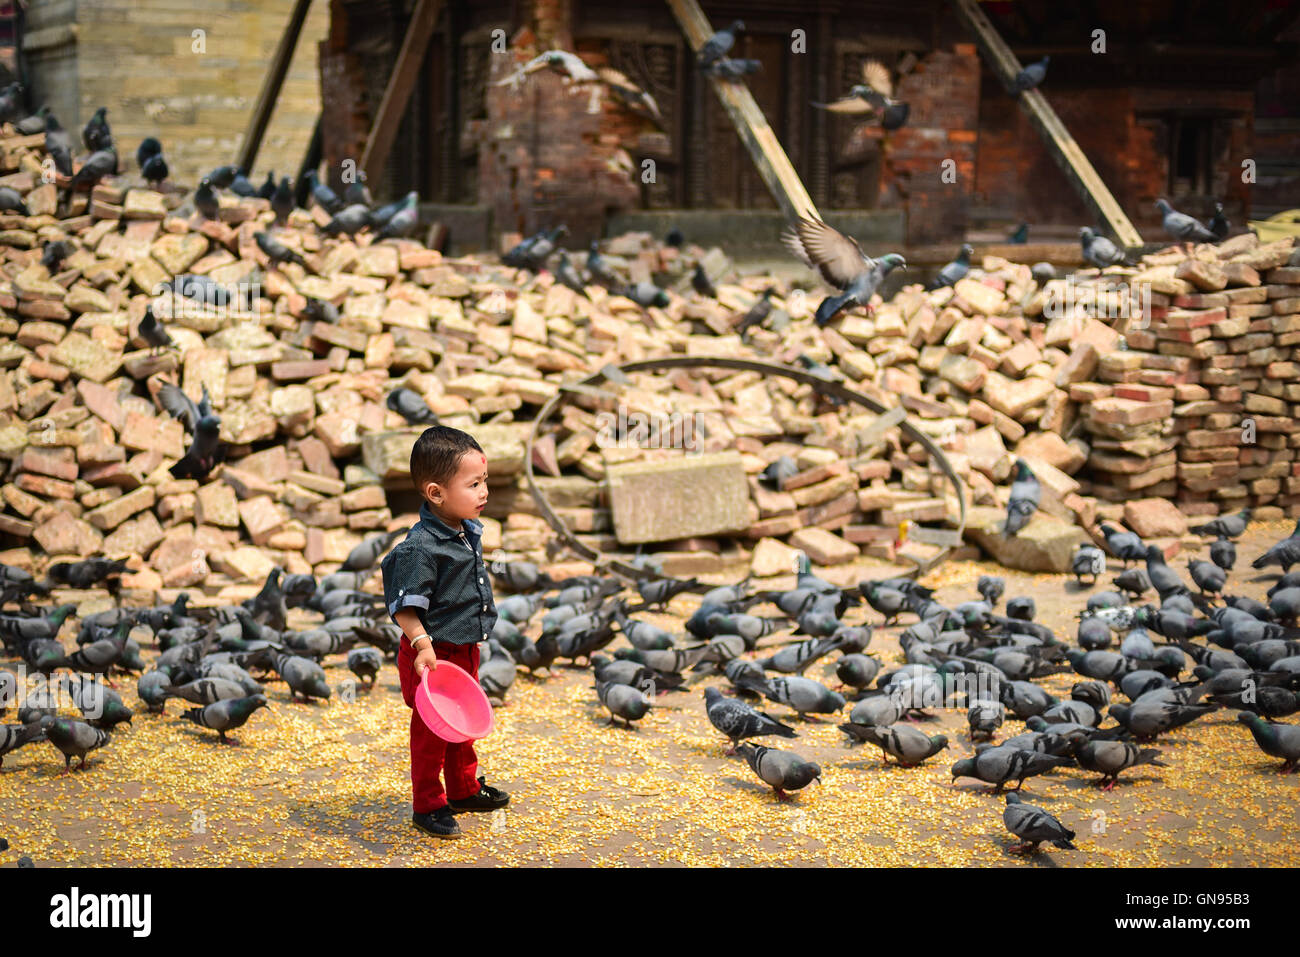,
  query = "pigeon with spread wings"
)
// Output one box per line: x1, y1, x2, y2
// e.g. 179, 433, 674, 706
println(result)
496, 50, 599, 90
595, 66, 664, 128
812, 59, 909, 130
781, 215, 905, 326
